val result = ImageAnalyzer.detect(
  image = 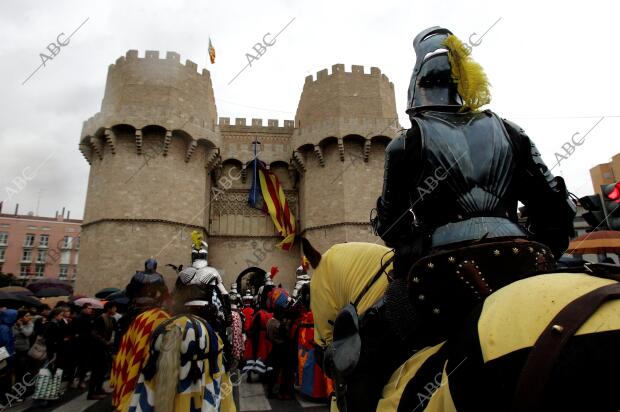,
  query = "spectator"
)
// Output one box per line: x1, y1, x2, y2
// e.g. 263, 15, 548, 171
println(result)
0, 308, 18, 399
13, 310, 34, 384
71, 303, 94, 389
43, 308, 64, 365
32, 305, 51, 343
89, 302, 117, 400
